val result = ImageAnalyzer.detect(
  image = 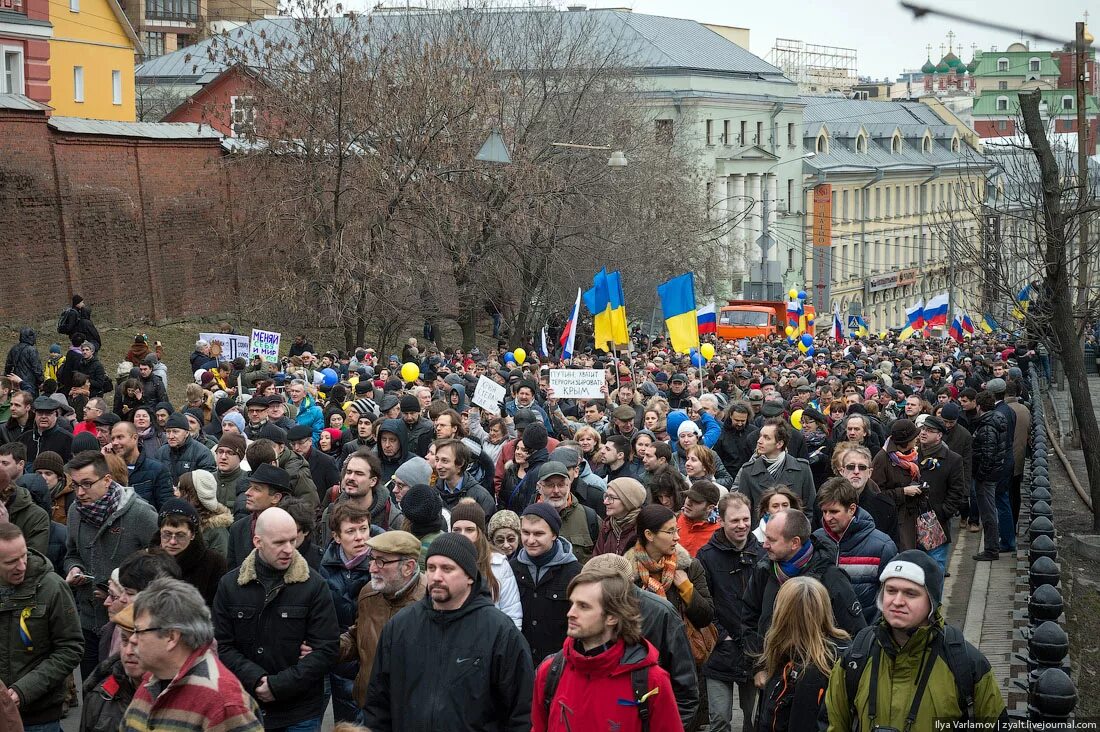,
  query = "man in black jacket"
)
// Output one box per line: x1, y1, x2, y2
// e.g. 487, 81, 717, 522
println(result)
18, 397, 73, 464
288, 424, 340, 506
971, 392, 1008, 561
213, 506, 339, 731
915, 416, 967, 572
697, 492, 762, 732
364, 533, 534, 732
4, 328, 42, 397
154, 413, 215, 483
